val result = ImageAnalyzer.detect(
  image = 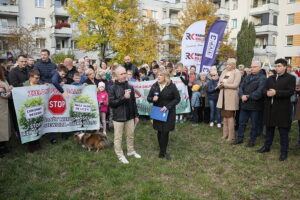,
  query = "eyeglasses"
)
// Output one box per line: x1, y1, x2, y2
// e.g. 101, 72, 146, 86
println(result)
211, 75, 216, 77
